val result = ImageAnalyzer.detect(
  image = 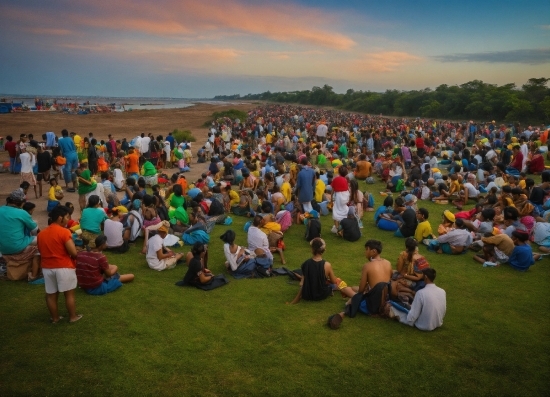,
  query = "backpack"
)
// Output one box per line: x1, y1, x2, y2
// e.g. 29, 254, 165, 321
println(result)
305, 218, 321, 242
